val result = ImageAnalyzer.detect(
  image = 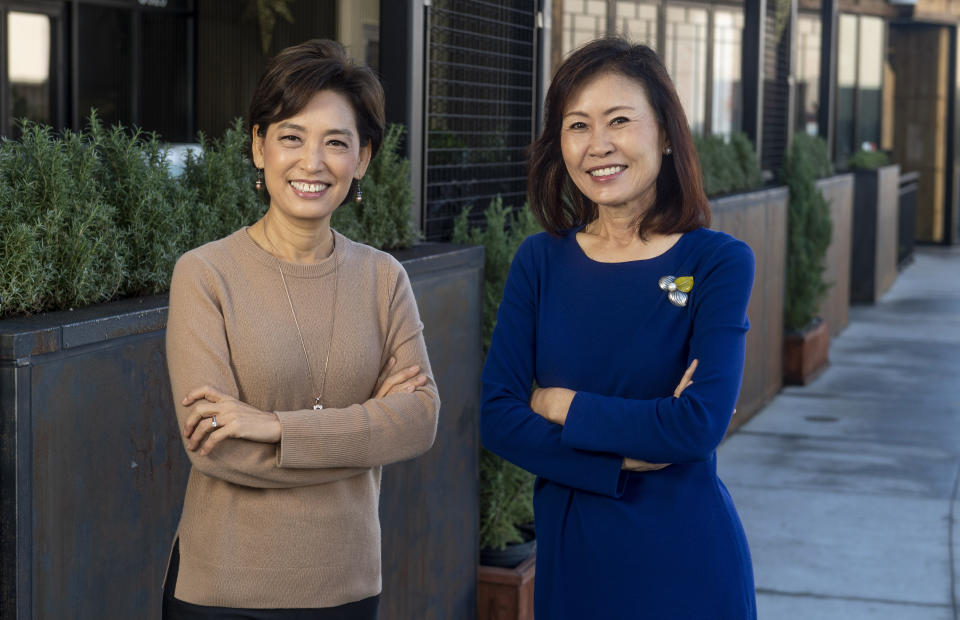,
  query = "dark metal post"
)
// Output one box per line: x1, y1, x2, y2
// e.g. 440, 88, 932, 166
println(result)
606, 0, 616, 35
378, 0, 426, 232
742, 0, 765, 156
786, 0, 798, 151
945, 25, 958, 245
818, 0, 837, 155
